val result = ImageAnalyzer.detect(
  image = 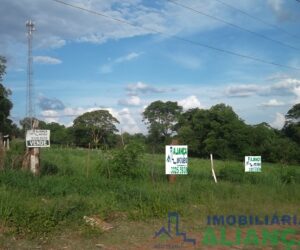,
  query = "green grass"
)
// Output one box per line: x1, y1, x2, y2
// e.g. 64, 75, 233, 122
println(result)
0, 146, 300, 237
